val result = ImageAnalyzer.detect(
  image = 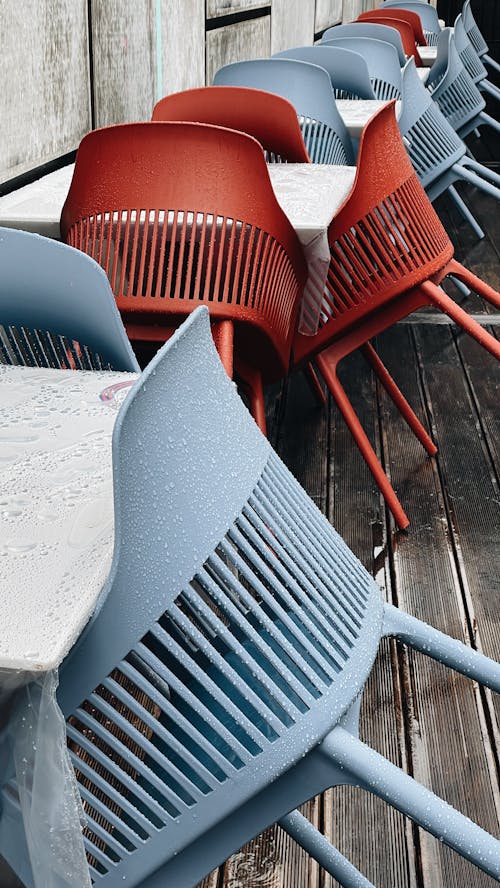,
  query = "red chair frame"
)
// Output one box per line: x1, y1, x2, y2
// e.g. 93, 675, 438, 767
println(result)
356, 11, 424, 64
